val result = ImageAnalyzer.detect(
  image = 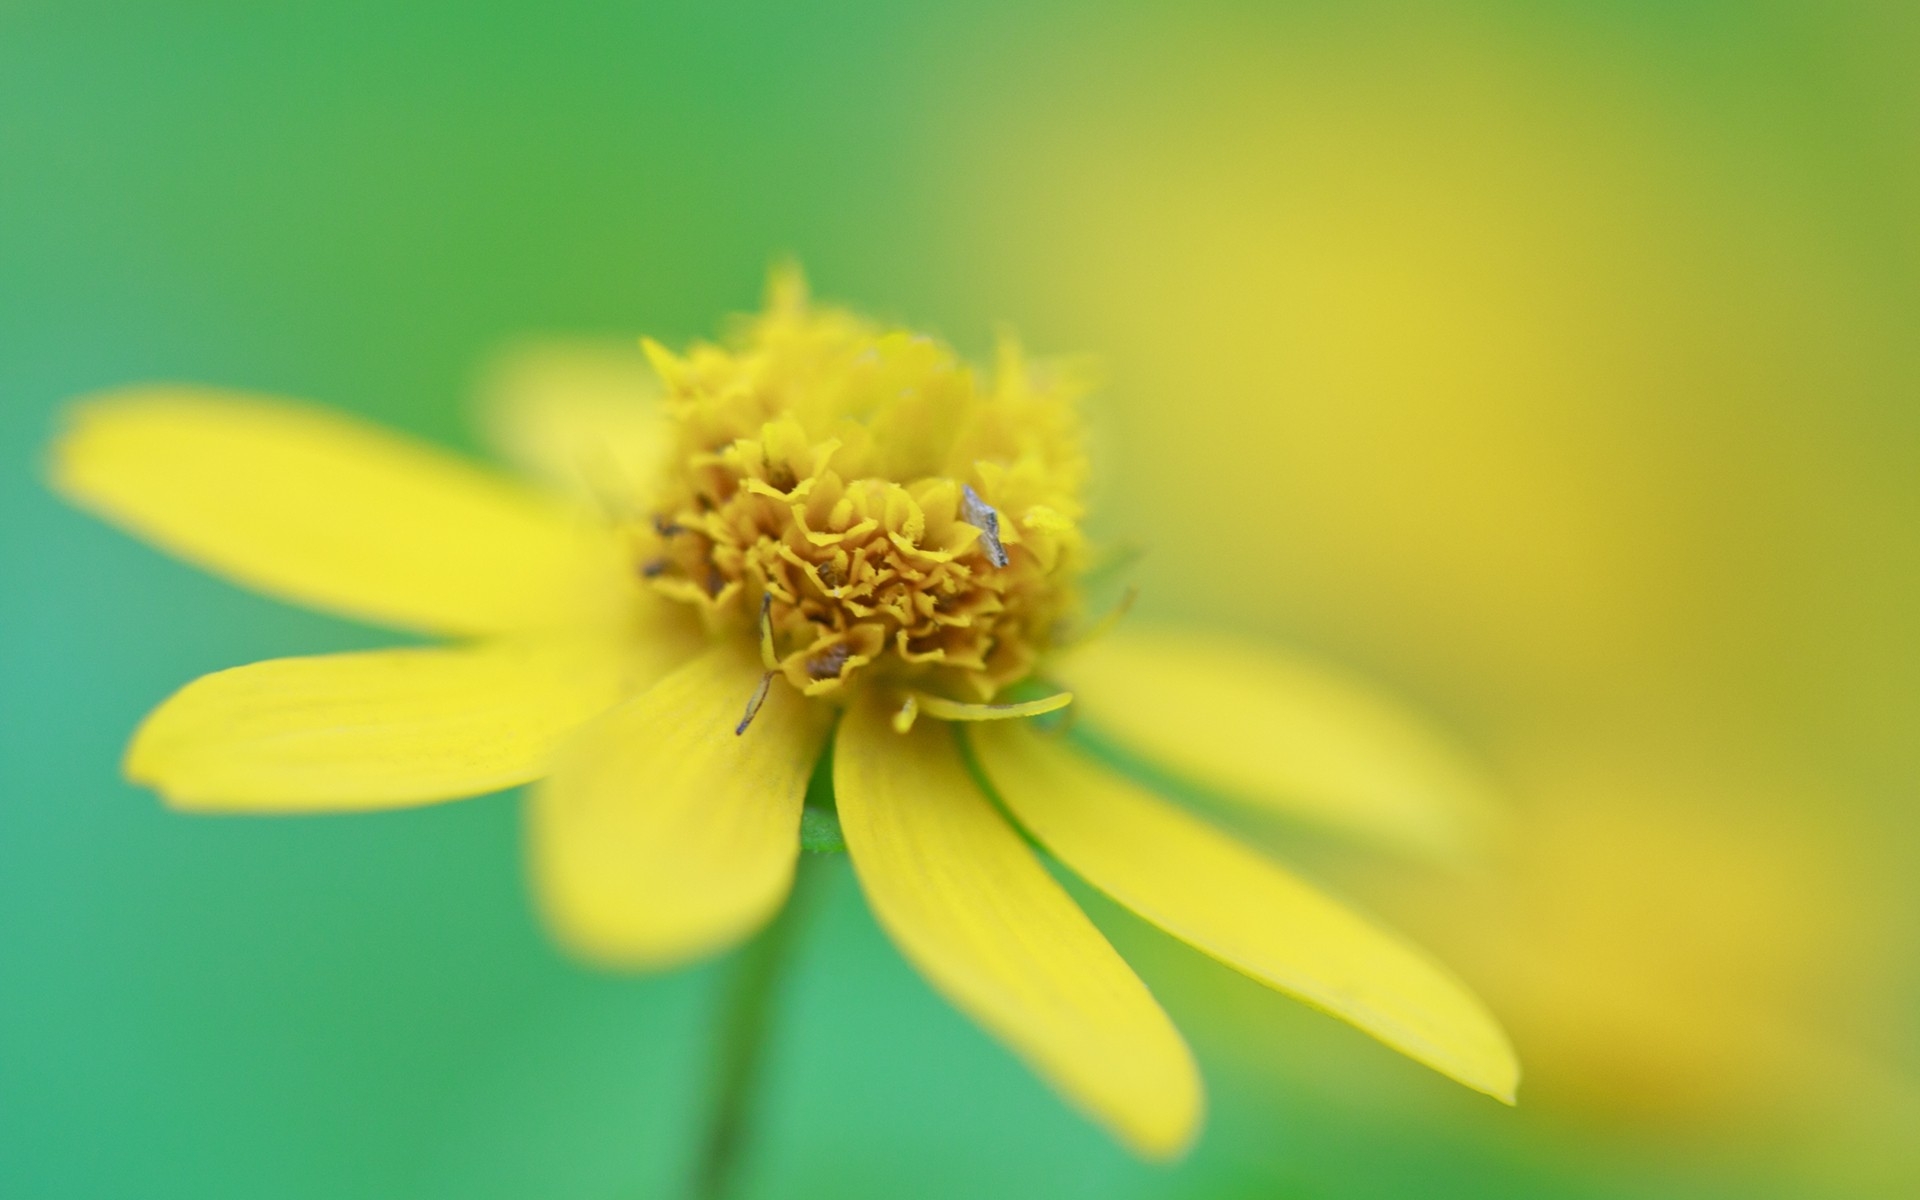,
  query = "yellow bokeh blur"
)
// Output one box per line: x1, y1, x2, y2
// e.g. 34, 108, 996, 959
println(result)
933, 4, 1920, 1187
